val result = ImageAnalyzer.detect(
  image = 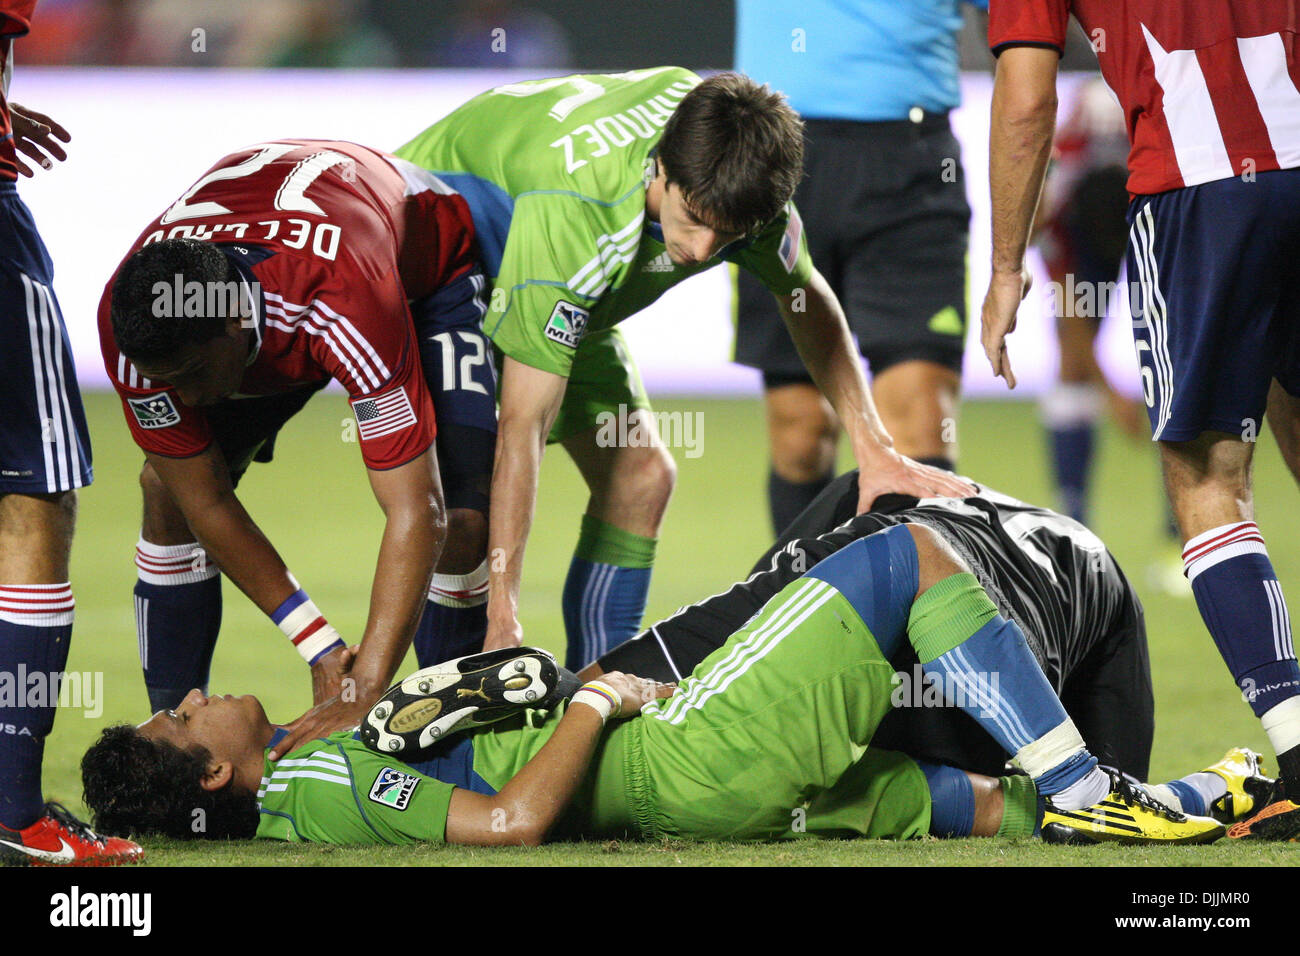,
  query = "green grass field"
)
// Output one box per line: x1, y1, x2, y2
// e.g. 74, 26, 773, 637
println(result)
38, 390, 1300, 866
